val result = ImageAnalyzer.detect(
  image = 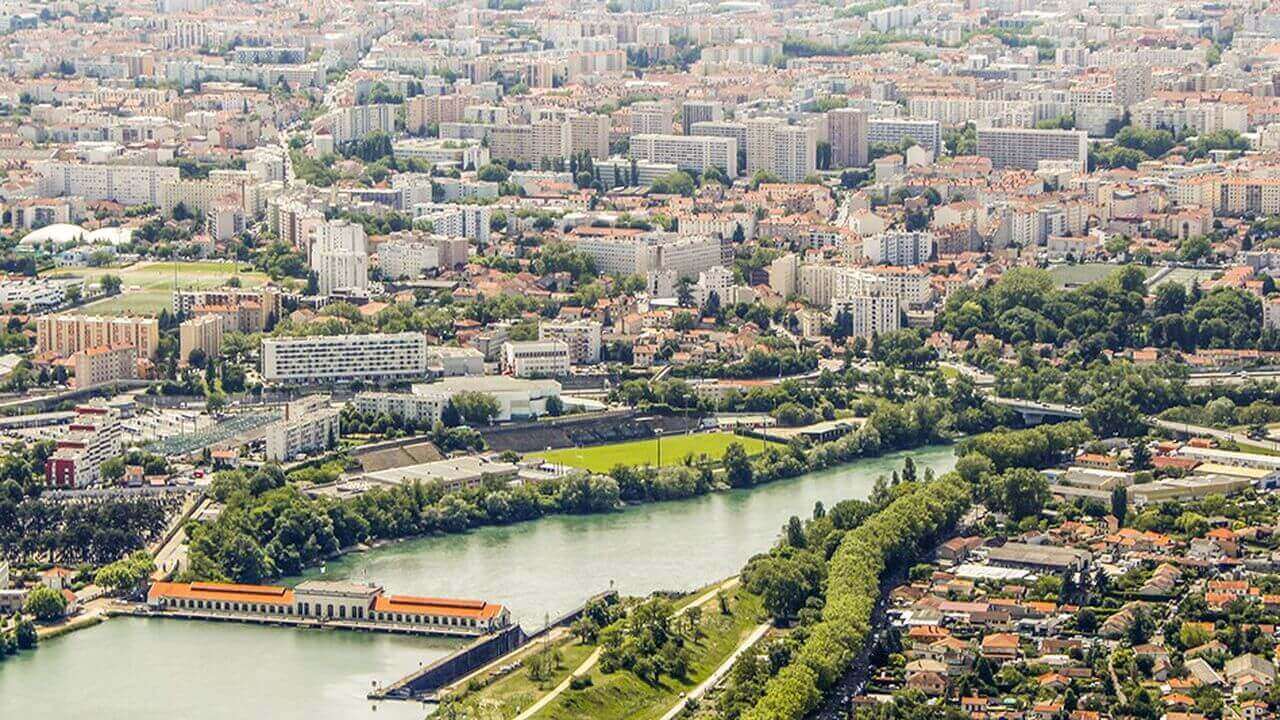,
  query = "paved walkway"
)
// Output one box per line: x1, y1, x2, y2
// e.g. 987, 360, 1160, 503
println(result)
659, 622, 770, 720
513, 577, 740, 720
